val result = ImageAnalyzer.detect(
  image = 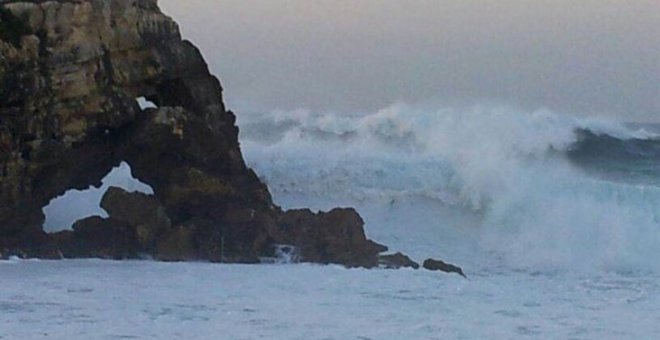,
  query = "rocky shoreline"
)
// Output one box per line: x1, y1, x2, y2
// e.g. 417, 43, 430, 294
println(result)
0, 0, 463, 275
